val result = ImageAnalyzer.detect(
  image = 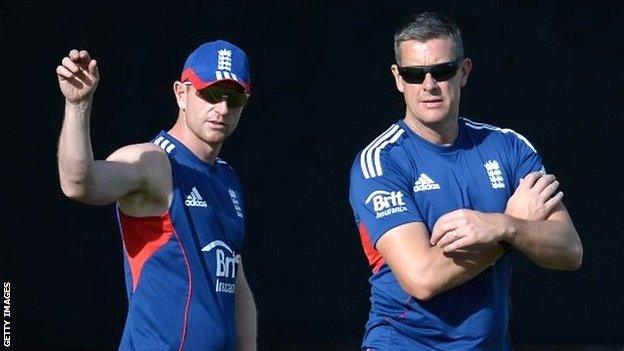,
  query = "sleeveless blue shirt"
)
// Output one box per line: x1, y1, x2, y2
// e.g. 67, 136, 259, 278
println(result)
117, 131, 245, 350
